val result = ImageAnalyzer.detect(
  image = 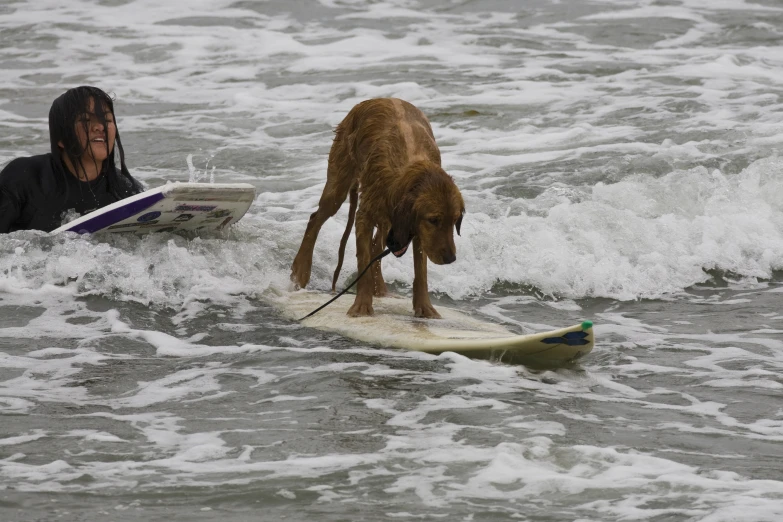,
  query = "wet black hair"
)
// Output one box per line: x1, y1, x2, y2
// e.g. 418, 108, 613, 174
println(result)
48, 86, 142, 193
